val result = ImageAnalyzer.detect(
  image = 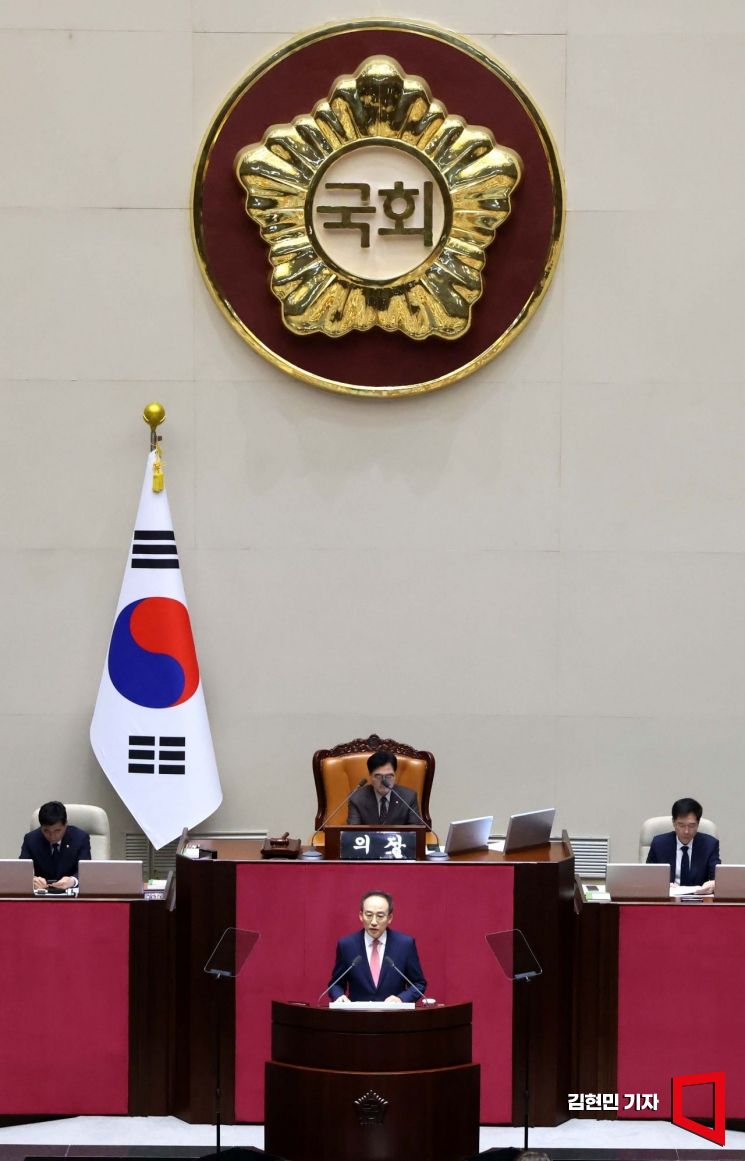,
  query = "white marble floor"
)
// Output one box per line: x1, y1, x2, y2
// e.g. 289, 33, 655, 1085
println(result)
0, 1117, 743, 1151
